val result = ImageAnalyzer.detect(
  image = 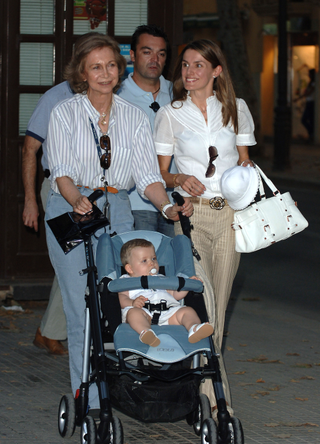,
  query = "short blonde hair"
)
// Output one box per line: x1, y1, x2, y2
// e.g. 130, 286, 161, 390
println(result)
120, 239, 154, 267
64, 32, 126, 93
